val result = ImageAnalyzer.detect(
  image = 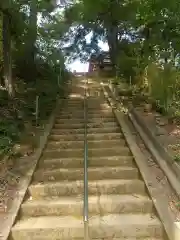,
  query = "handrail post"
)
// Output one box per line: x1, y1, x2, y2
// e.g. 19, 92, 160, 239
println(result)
84, 77, 89, 240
